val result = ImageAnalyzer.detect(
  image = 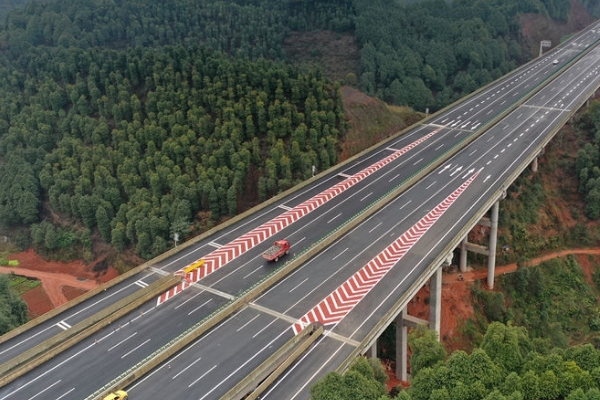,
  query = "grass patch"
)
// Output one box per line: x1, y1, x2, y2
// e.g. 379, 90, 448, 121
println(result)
8, 274, 41, 295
